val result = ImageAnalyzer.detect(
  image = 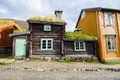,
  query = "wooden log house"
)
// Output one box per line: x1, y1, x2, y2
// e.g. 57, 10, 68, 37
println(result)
0, 20, 21, 47
10, 10, 97, 59
27, 11, 66, 58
